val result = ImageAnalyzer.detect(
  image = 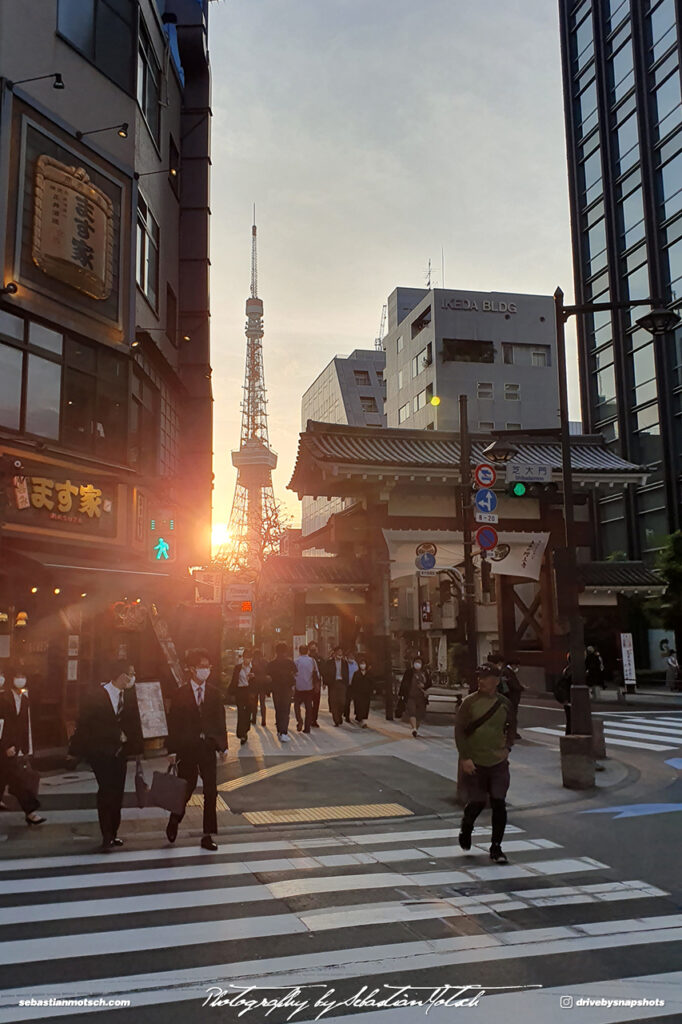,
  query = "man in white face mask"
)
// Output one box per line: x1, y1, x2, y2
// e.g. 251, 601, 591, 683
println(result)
0, 664, 45, 824
68, 659, 143, 851
166, 648, 228, 851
